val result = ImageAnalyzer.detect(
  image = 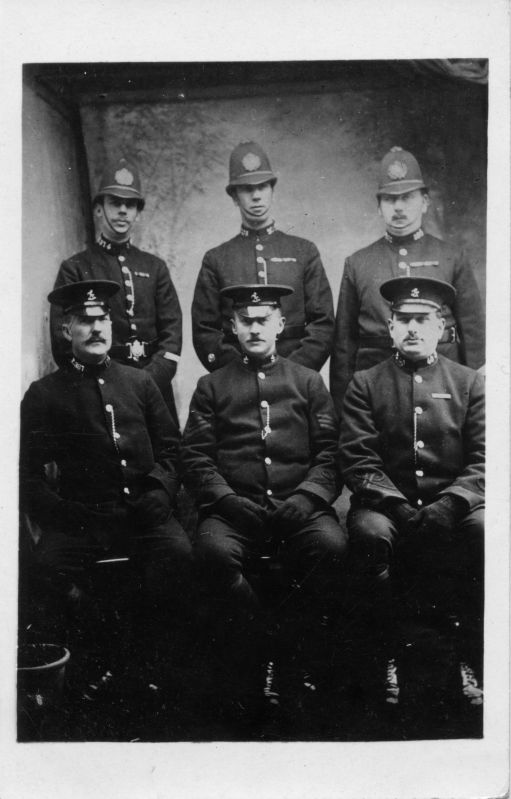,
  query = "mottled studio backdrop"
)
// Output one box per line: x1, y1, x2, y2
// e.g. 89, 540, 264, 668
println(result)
23, 64, 487, 425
